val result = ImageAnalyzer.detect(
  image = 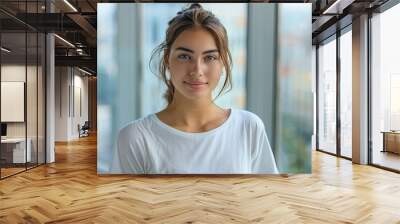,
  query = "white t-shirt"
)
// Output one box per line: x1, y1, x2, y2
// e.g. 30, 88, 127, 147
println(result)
110, 108, 279, 174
